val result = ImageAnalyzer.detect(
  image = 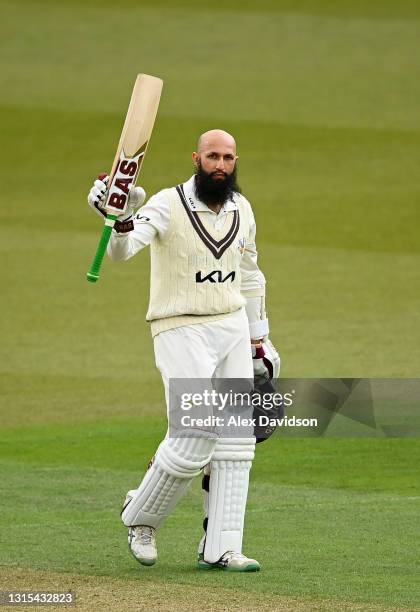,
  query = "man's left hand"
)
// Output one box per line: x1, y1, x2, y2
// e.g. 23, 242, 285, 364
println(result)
251, 338, 280, 379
